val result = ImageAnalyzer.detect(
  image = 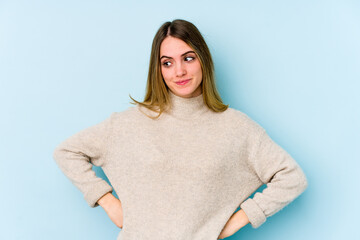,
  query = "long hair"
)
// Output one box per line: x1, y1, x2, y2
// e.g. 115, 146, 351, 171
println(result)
129, 19, 228, 119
